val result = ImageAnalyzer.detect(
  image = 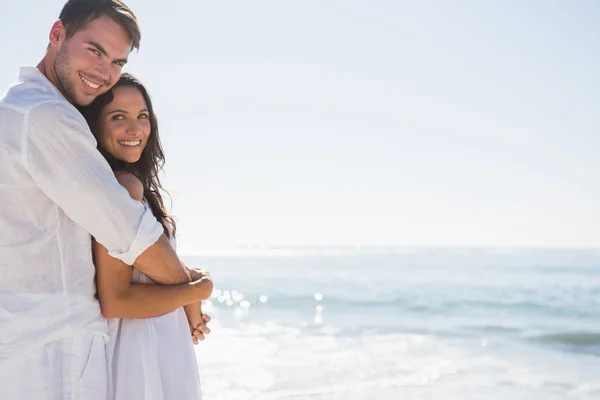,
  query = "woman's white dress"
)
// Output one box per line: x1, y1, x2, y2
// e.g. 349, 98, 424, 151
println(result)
106, 240, 202, 400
